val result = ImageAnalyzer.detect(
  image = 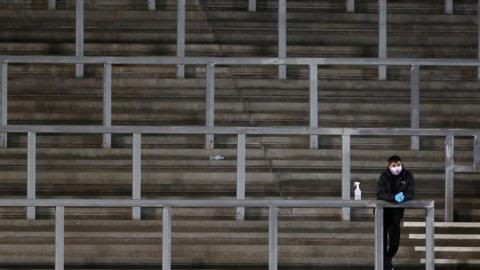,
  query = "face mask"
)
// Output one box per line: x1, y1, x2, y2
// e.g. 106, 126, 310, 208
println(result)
390, 165, 402, 176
